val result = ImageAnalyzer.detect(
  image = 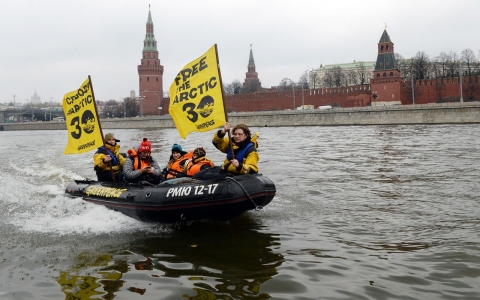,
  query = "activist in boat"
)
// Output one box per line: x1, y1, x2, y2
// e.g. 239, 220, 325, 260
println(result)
193, 122, 259, 180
